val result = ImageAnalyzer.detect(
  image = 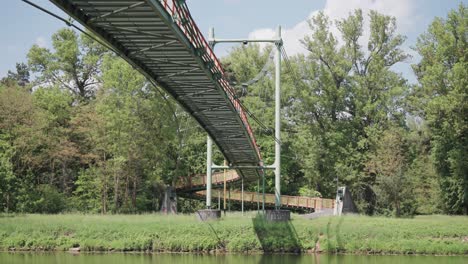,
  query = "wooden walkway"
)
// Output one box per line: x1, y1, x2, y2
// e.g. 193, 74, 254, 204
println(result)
176, 171, 335, 210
